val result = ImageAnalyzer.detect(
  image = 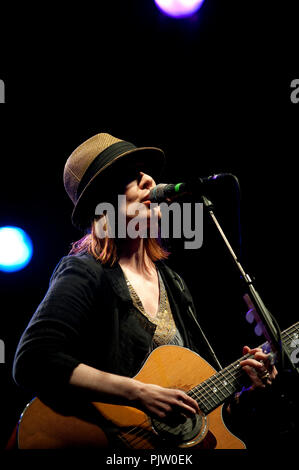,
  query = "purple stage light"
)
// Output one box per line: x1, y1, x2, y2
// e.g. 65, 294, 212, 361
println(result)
154, 0, 205, 18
